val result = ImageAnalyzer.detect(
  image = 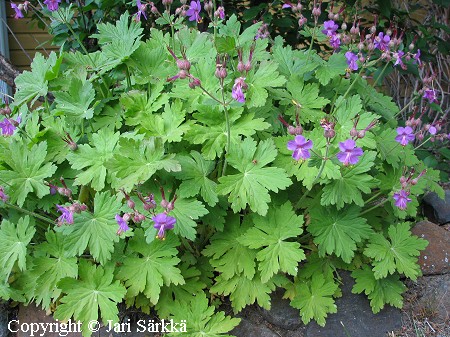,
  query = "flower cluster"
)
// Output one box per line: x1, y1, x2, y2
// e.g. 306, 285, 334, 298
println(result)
392, 169, 426, 210
166, 46, 201, 89
56, 202, 87, 226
